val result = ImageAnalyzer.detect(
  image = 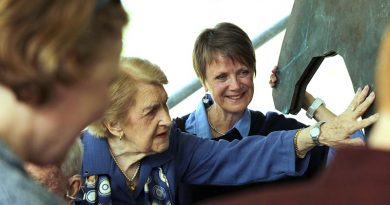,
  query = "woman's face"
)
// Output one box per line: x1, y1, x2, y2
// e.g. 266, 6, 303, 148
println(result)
204, 53, 254, 115
121, 82, 172, 154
